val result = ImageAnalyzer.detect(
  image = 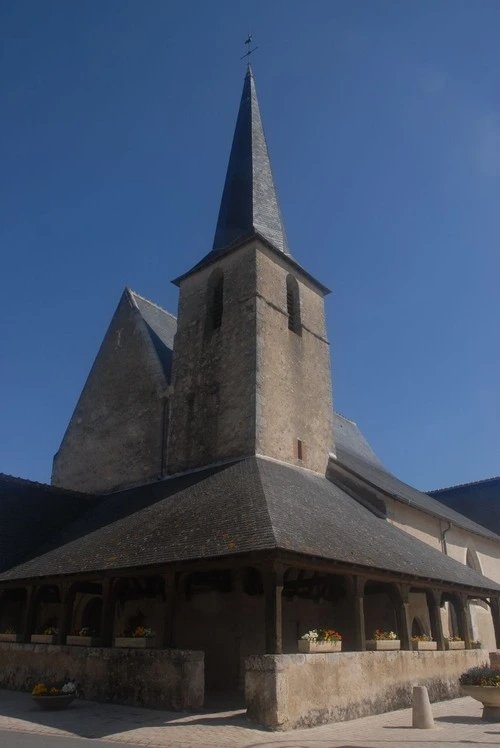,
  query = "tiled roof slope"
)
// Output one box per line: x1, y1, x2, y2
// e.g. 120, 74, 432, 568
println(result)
334, 447, 500, 543
333, 412, 384, 468
429, 478, 500, 536
129, 290, 177, 384
0, 458, 498, 593
0, 474, 98, 573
